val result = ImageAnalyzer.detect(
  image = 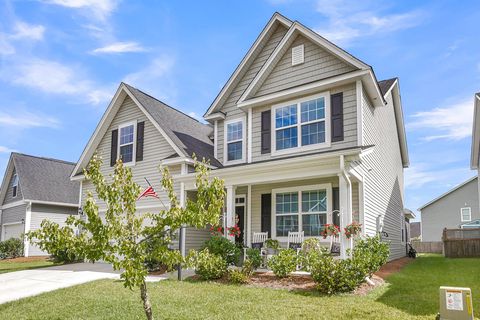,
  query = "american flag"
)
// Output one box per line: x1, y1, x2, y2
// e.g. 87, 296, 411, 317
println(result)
137, 185, 159, 200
